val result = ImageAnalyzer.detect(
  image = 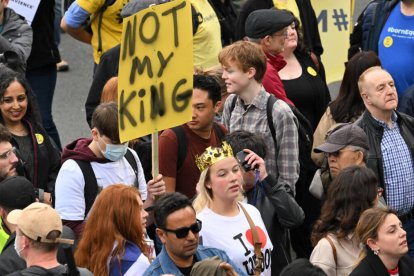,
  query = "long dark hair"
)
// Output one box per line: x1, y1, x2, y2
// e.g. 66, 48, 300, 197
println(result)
329, 51, 381, 123
0, 64, 40, 123
311, 166, 378, 245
